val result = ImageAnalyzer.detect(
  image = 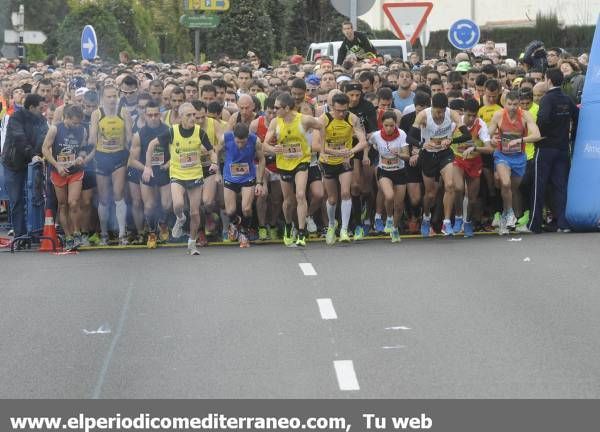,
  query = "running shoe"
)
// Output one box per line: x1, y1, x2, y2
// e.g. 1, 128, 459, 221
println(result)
258, 226, 268, 241
187, 239, 200, 255
353, 225, 365, 241
306, 216, 317, 234
391, 228, 401, 243
131, 233, 145, 245
517, 210, 530, 227
384, 218, 394, 234
516, 225, 532, 233
326, 226, 336, 245
339, 228, 351, 242
99, 234, 109, 246
88, 232, 100, 246
197, 231, 208, 247
557, 228, 571, 233
146, 232, 157, 249
441, 220, 454, 236
65, 237, 75, 251
80, 233, 90, 247
374, 217, 385, 233
420, 218, 431, 237
239, 232, 250, 248
227, 223, 238, 242
119, 236, 129, 246
158, 223, 170, 242
269, 226, 279, 240
492, 212, 501, 227
247, 227, 259, 241
172, 216, 186, 239
453, 216, 464, 234
222, 230, 231, 243
283, 225, 296, 247
296, 233, 307, 247
505, 211, 517, 229
463, 221, 474, 238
